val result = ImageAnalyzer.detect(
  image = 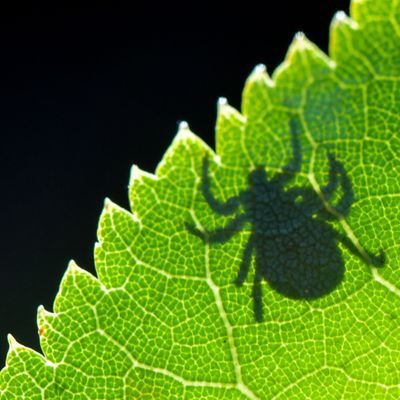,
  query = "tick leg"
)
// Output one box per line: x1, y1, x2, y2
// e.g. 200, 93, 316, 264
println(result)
284, 119, 302, 174
333, 160, 353, 216
322, 154, 353, 216
186, 213, 246, 244
201, 157, 240, 216
253, 273, 263, 323
272, 118, 302, 184
320, 153, 339, 201
234, 237, 254, 286
336, 231, 385, 267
